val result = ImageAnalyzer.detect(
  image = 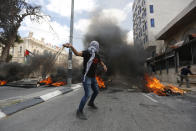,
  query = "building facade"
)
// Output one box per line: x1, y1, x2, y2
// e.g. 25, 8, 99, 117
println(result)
0, 32, 67, 65
147, 0, 196, 84
132, 0, 193, 54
